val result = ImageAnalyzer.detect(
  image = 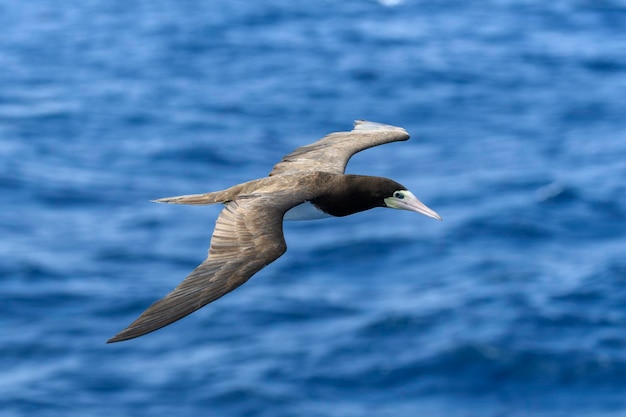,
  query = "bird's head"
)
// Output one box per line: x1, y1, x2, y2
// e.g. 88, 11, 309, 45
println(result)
319, 175, 442, 219
383, 189, 442, 221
